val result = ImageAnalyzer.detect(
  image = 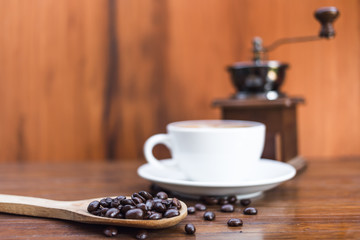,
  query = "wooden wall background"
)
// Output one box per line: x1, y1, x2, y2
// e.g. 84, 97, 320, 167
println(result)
0, 0, 359, 162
